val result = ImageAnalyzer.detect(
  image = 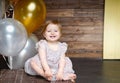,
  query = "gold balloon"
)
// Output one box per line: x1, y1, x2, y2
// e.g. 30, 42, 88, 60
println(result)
14, 0, 46, 35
